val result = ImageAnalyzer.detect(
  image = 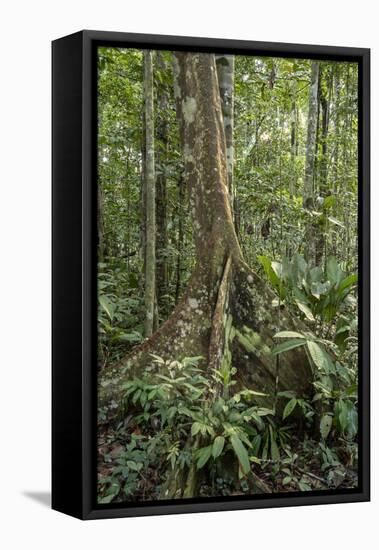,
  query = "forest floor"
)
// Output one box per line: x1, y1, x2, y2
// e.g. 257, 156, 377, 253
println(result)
97, 422, 358, 502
